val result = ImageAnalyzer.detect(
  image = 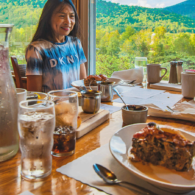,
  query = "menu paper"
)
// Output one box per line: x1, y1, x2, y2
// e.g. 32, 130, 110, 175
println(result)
113, 89, 183, 111
19, 191, 34, 195
100, 104, 121, 114
119, 87, 165, 99
147, 101, 195, 123
56, 144, 195, 195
